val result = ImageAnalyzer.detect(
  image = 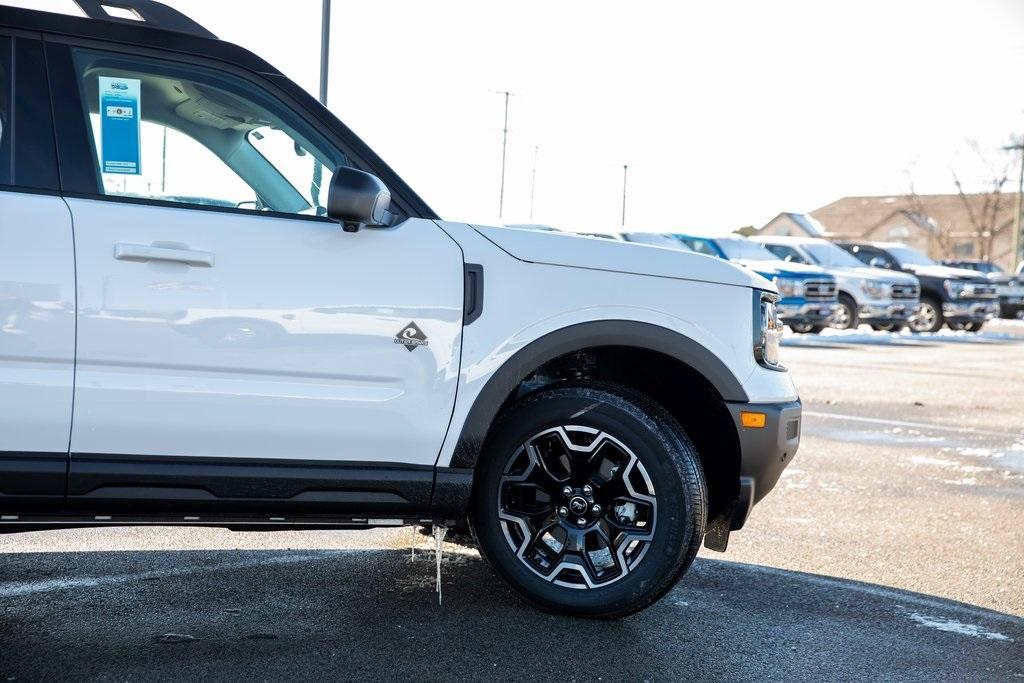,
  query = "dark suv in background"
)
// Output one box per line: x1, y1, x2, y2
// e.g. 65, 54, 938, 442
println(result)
838, 242, 999, 333
941, 259, 1024, 320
